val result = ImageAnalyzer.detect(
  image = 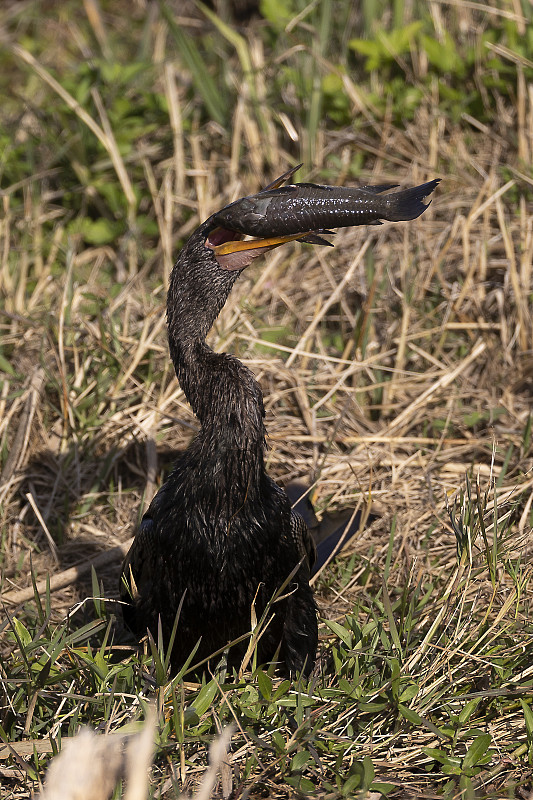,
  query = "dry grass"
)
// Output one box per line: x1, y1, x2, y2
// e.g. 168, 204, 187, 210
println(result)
1, 1, 533, 797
